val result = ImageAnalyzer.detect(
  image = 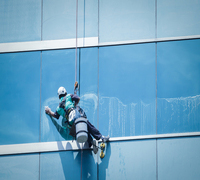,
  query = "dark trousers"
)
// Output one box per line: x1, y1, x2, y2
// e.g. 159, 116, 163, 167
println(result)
87, 120, 102, 147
